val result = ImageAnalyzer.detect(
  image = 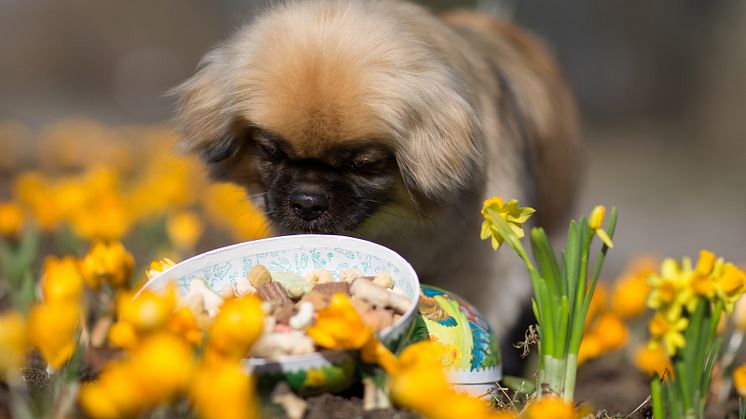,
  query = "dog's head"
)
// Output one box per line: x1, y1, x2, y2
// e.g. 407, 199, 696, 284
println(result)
173, 1, 483, 234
